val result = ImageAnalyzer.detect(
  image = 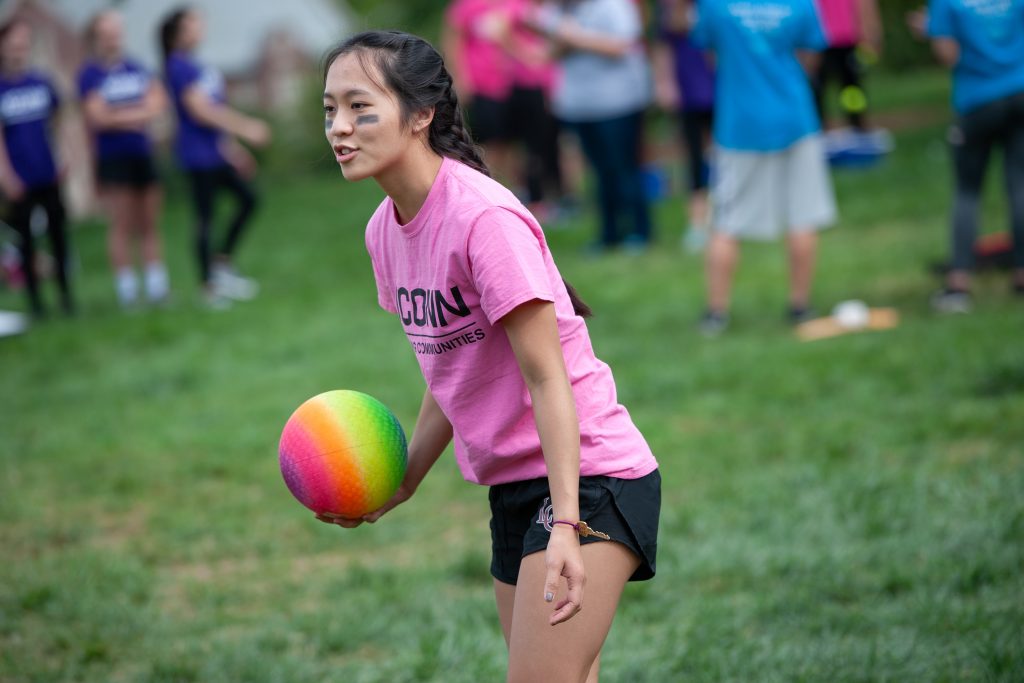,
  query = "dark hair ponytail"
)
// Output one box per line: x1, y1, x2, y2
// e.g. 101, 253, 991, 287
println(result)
159, 7, 189, 64
322, 30, 591, 318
